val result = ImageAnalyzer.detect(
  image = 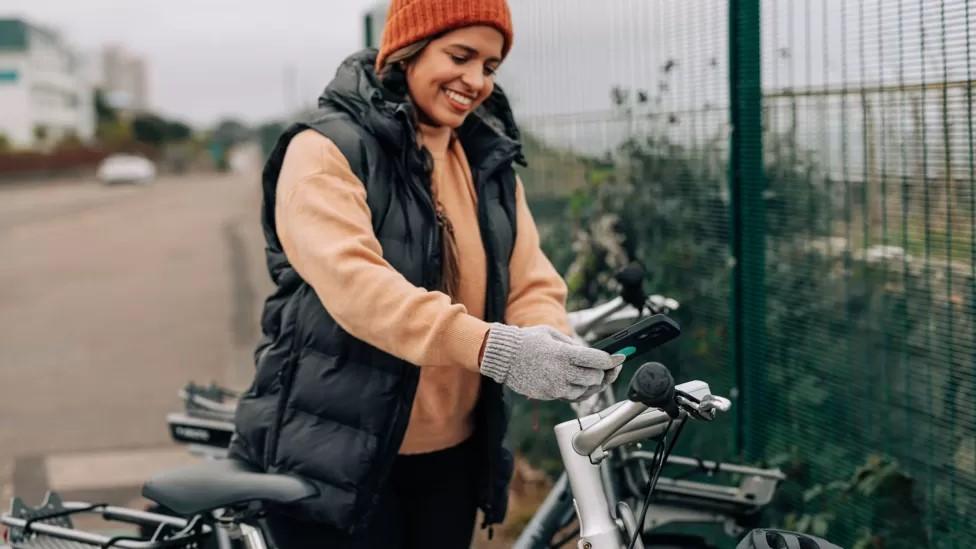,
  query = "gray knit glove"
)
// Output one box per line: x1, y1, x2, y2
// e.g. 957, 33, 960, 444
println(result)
543, 327, 624, 400
479, 323, 625, 401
